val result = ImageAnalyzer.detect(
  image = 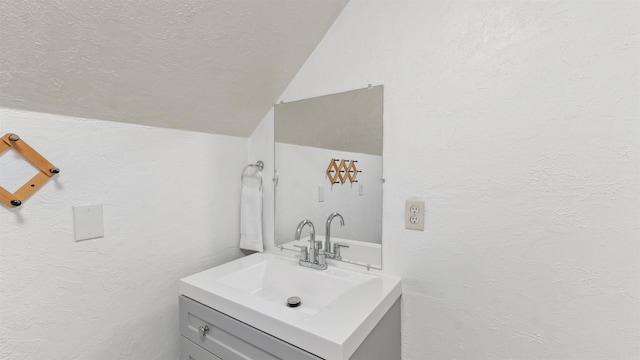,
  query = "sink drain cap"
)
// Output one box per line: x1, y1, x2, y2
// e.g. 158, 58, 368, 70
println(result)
287, 296, 301, 308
